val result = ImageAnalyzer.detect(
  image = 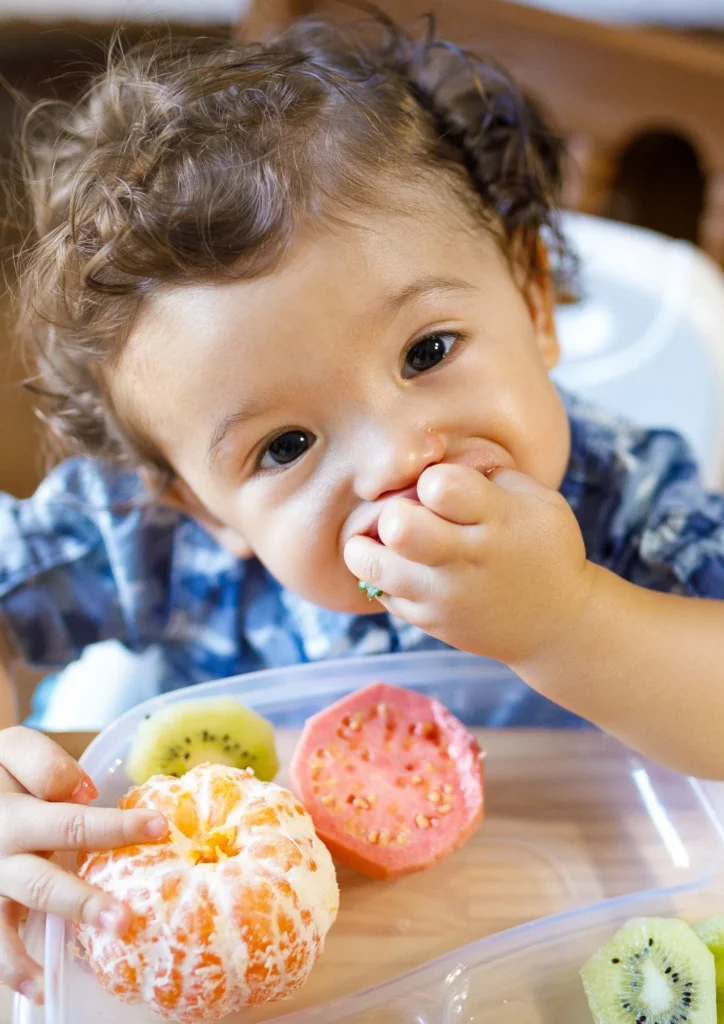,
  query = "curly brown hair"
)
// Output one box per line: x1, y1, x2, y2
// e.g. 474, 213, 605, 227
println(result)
15, 7, 570, 487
